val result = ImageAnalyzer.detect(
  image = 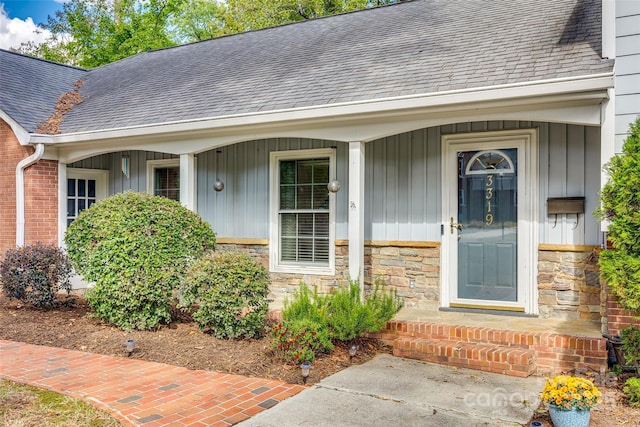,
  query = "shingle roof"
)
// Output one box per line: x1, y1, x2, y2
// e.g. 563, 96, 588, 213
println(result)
2, 0, 613, 135
0, 50, 86, 133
